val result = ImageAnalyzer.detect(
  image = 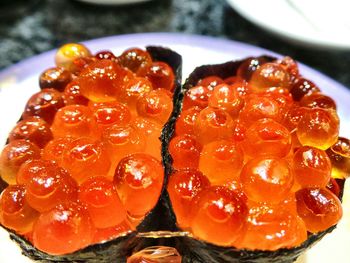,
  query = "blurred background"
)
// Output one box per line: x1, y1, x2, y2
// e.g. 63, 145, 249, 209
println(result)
0, 0, 350, 88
